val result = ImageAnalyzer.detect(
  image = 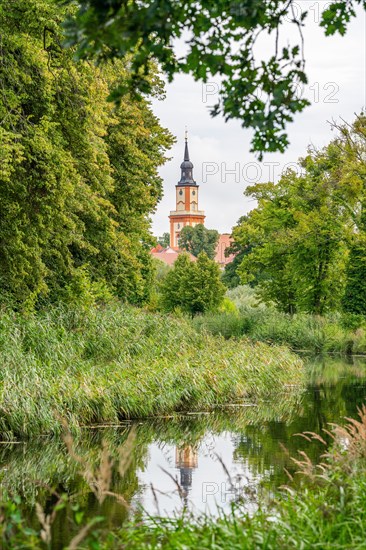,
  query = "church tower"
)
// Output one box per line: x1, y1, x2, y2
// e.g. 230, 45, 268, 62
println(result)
169, 132, 205, 249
